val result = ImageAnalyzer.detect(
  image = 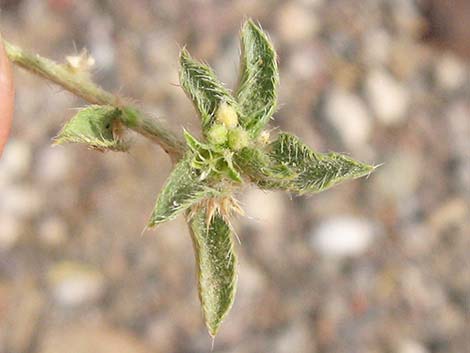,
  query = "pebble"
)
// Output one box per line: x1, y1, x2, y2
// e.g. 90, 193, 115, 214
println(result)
0, 139, 32, 186
35, 147, 71, 184
362, 29, 391, 65
0, 185, 43, 218
38, 216, 68, 247
47, 262, 105, 306
242, 189, 285, 226
288, 46, 326, 80
309, 216, 375, 257
366, 69, 410, 126
373, 150, 421, 201
324, 88, 372, 148
276, 2, 320, 44
88, 16, 116, 73
0, 215, 21, 250
274, 320, 312, 353
435, 53, 468, 91
398, 340, 429, 353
